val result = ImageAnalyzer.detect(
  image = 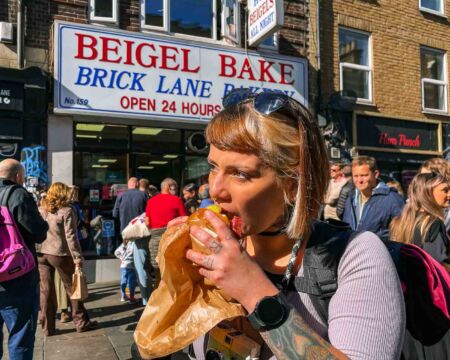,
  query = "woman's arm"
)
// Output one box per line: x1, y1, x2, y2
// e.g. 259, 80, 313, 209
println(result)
64, 207, 83, 263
